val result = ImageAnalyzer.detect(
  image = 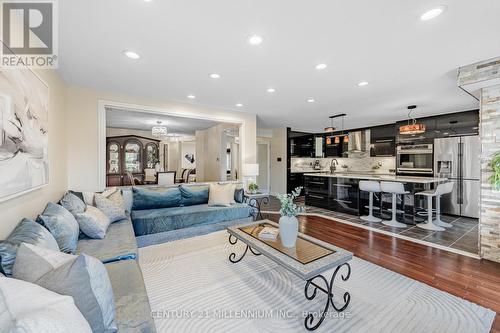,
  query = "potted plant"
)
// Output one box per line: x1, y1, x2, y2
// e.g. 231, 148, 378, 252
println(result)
275, 187, 305, 248
489, 152, 500, 191
248, 182, 259, 194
